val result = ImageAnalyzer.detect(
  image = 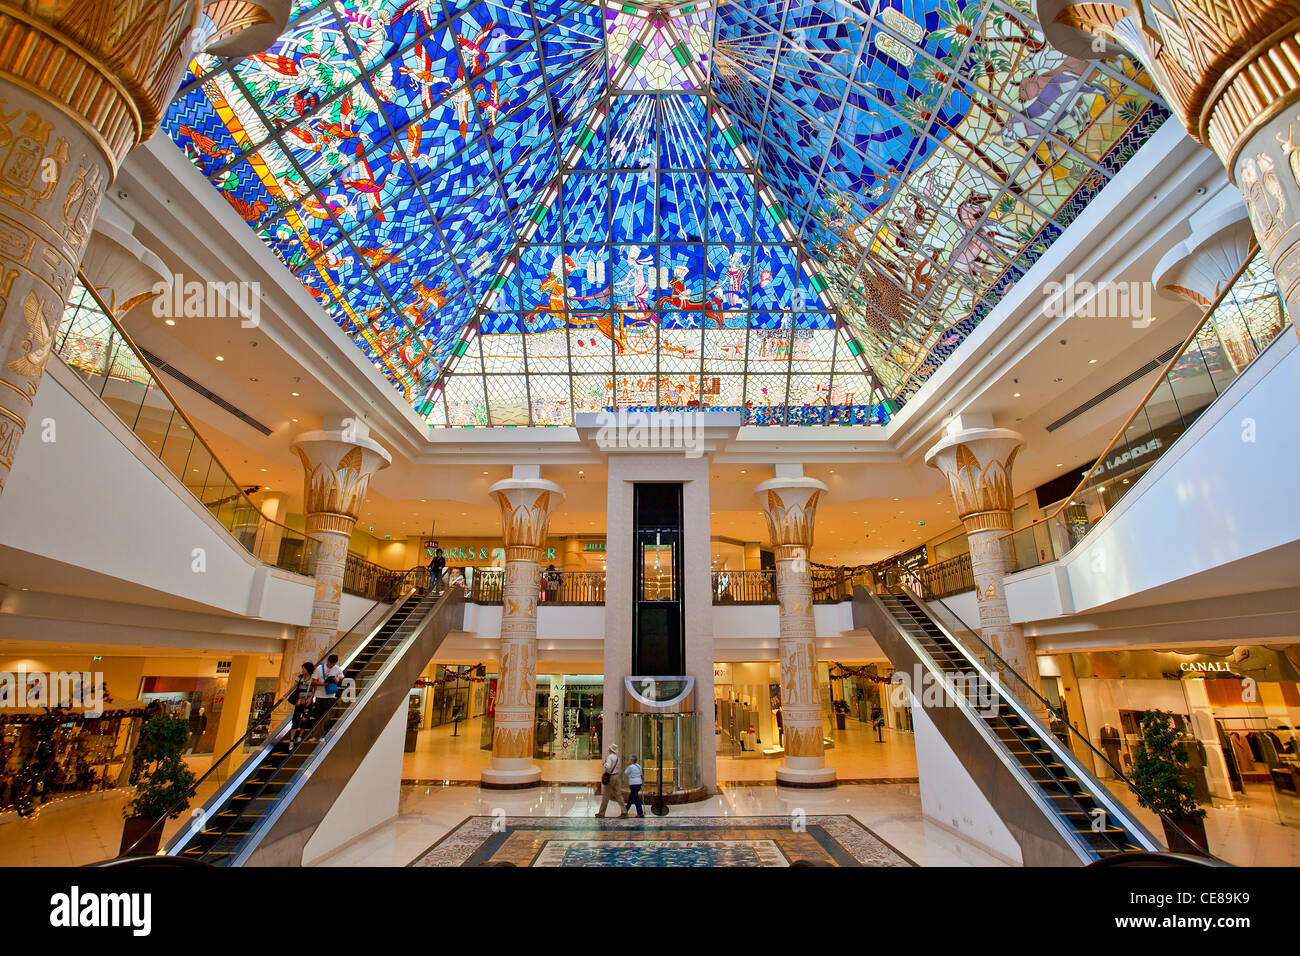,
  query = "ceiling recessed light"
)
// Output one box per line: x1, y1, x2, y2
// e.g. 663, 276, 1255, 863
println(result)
1088, 358, 1097, 365
1013, 392, 1021, 398
1056, 463, 1064, 468
291, 391, 300, 397
260, 468, 267, 472
164, 318, 176, 326
215, 355, 224, 362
